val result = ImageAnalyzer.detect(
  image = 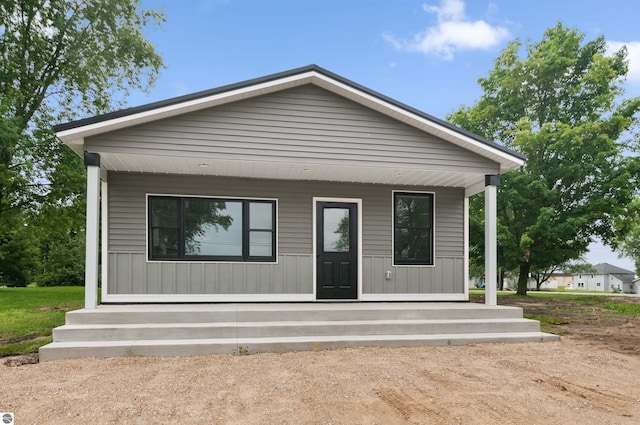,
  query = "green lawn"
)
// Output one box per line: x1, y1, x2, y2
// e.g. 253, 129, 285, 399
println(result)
2, 287, 638, 358
0, 286, 84, 356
